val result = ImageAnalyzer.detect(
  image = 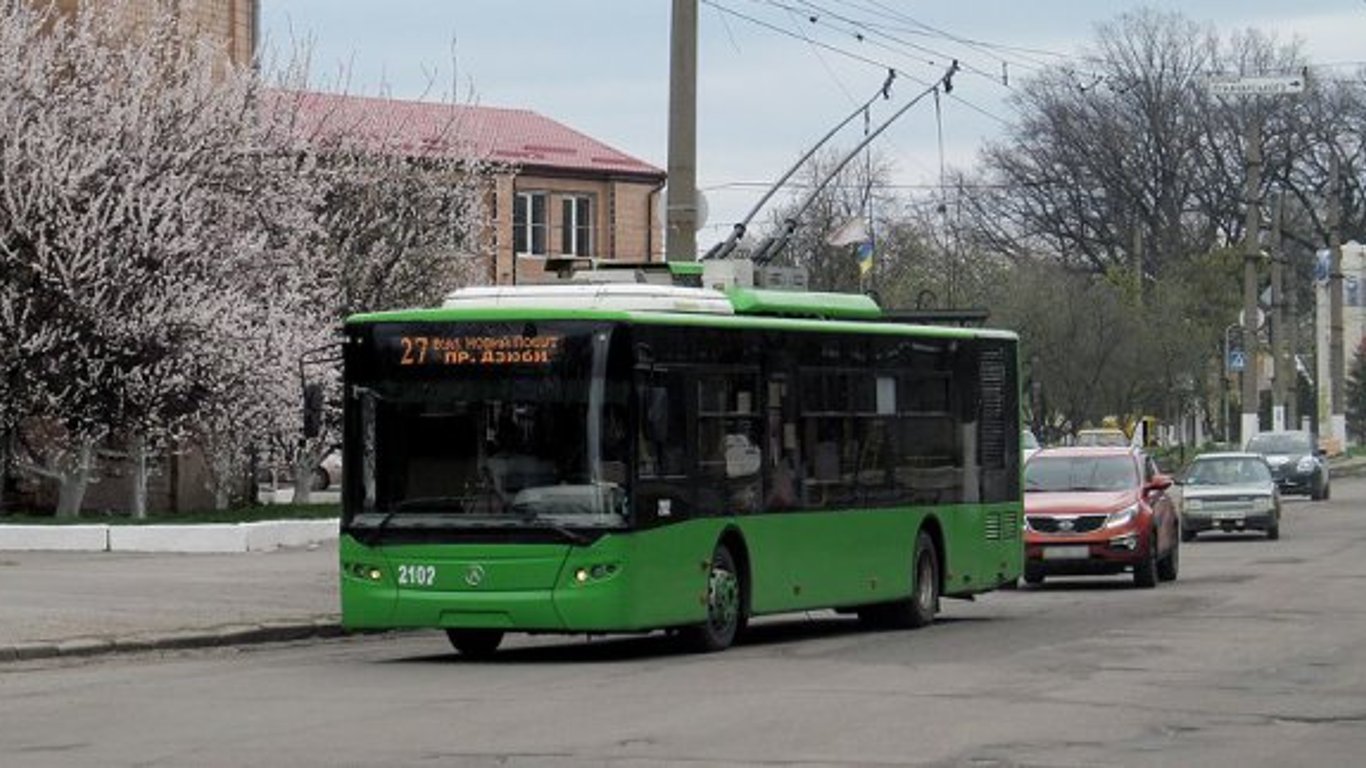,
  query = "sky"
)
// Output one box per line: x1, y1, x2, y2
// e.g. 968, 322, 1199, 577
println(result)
260, 1, 1366, 244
